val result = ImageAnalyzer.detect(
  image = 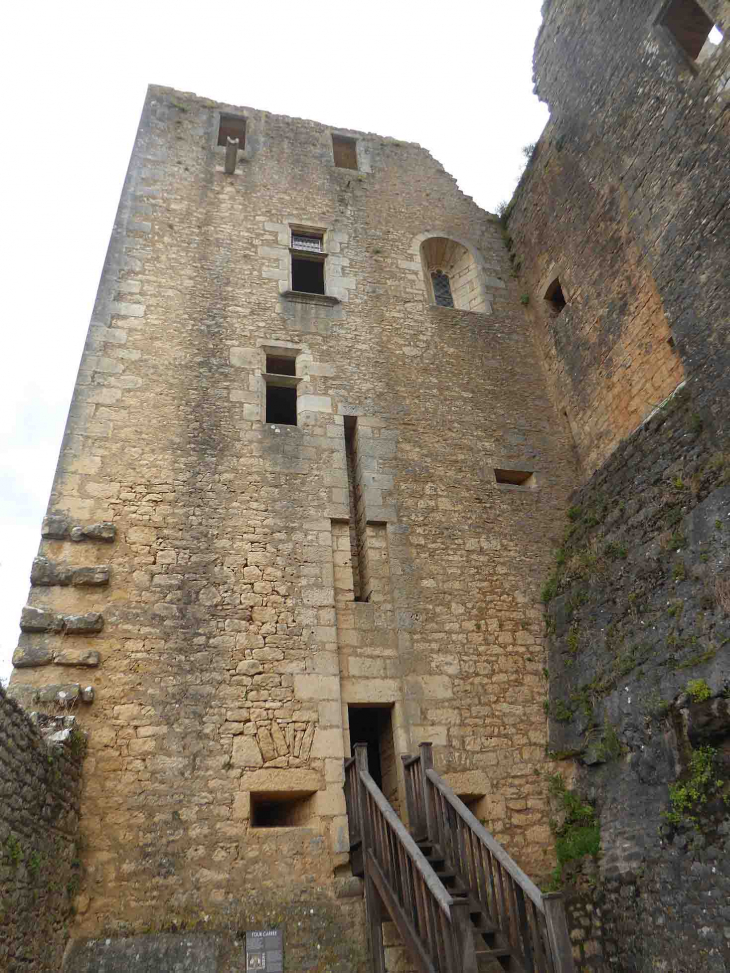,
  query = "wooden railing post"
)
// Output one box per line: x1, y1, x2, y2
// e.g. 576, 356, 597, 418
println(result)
543, 892, 576, 973
418, 742, 438, 846
355, 744, 386, 973
450, 899, 479, 973
401, 754, 422, 836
